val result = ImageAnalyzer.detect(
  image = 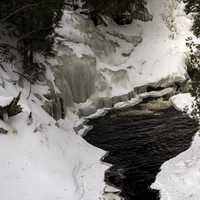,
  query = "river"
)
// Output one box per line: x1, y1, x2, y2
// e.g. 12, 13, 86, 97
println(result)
84, 97, 198, 200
